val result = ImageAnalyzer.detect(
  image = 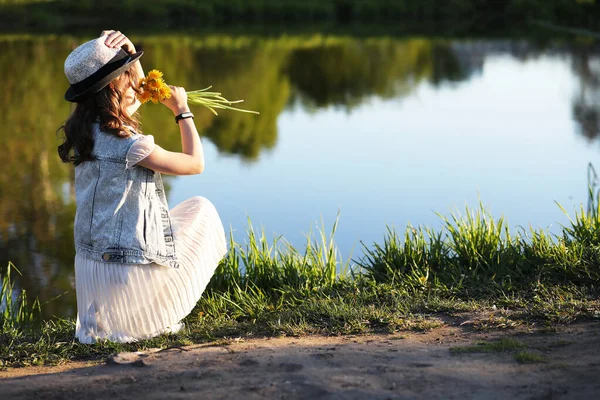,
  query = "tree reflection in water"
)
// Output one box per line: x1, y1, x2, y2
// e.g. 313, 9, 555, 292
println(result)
572, 43, 600, 141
